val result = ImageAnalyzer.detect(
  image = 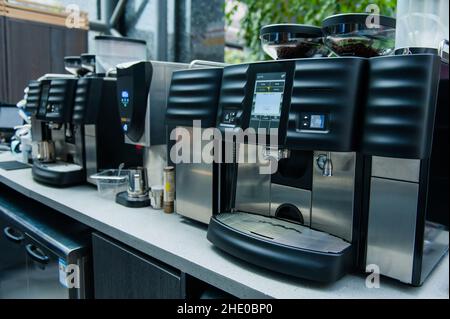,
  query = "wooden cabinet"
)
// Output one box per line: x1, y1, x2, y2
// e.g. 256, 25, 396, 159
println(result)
2, 17, 87, 104
5, 18, 51, 104
92, 233, 185, 299
0, 16, 6, 103
50, 27, 87, 73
